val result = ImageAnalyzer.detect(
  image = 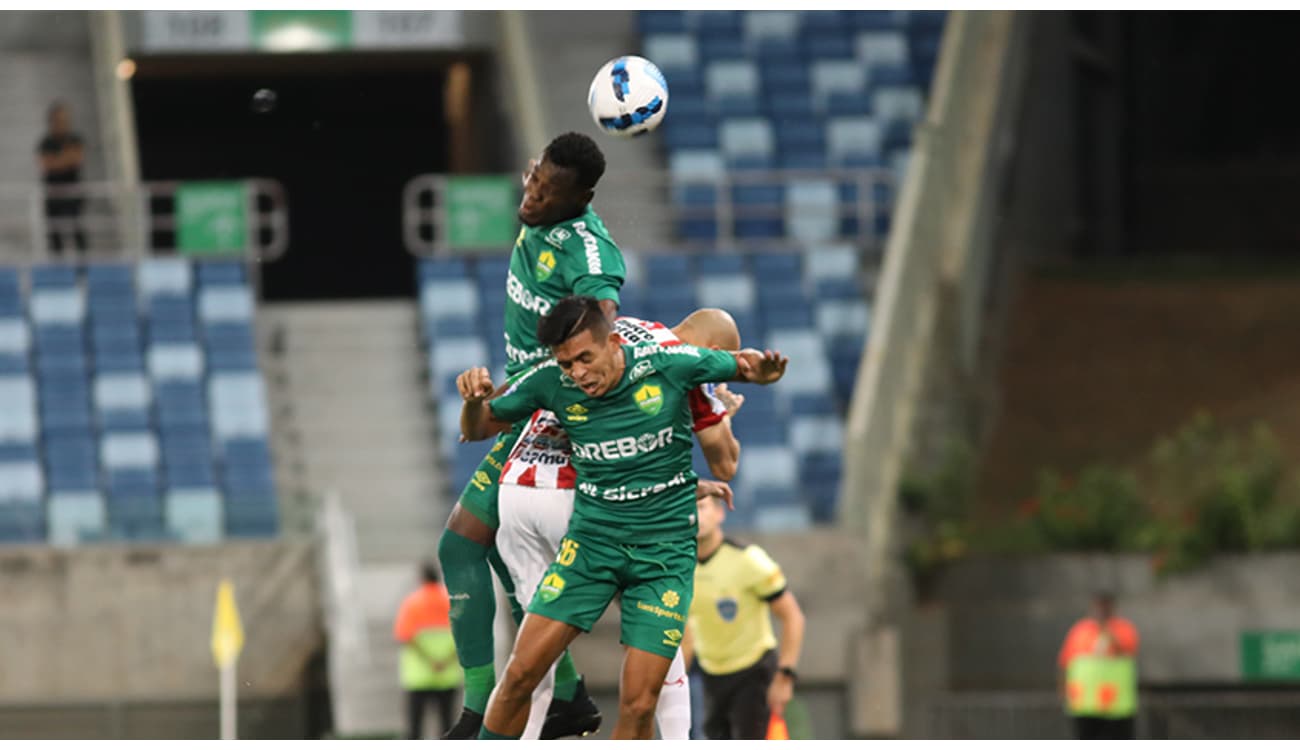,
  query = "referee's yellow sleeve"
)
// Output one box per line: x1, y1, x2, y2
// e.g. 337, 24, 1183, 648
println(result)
743, 545, 787, 600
